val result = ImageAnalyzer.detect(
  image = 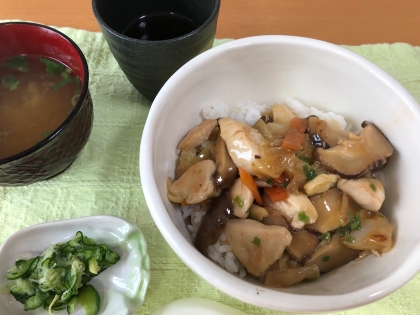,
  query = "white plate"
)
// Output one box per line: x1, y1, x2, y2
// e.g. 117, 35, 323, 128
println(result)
0, 215, 150, 315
